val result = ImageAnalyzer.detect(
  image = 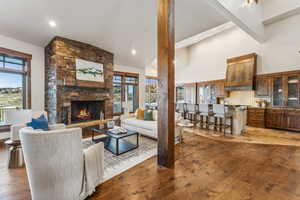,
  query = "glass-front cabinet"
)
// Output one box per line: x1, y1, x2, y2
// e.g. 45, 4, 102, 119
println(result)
273, 77, 284, 106
287, 76, 299, 107
272, 74, 300, 107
